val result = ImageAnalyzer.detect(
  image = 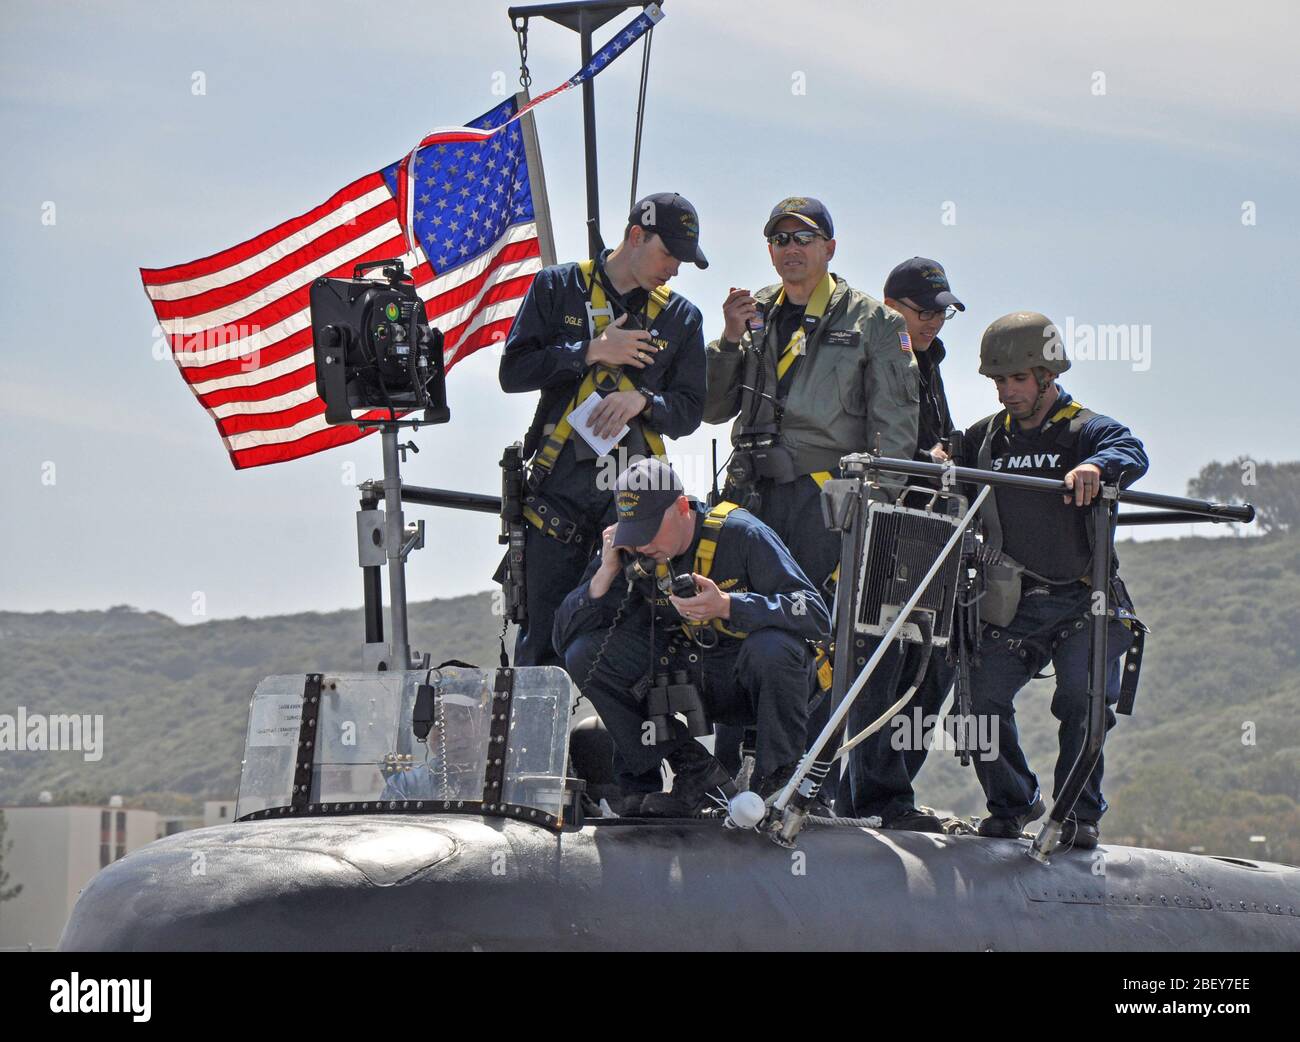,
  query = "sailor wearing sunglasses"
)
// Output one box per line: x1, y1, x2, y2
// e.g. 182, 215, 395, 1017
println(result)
704, 197, 919, 783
